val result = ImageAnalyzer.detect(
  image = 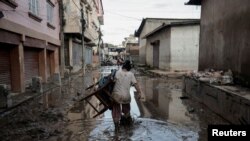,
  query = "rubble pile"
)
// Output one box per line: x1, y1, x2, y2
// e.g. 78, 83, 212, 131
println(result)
187, 69, 234, 85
